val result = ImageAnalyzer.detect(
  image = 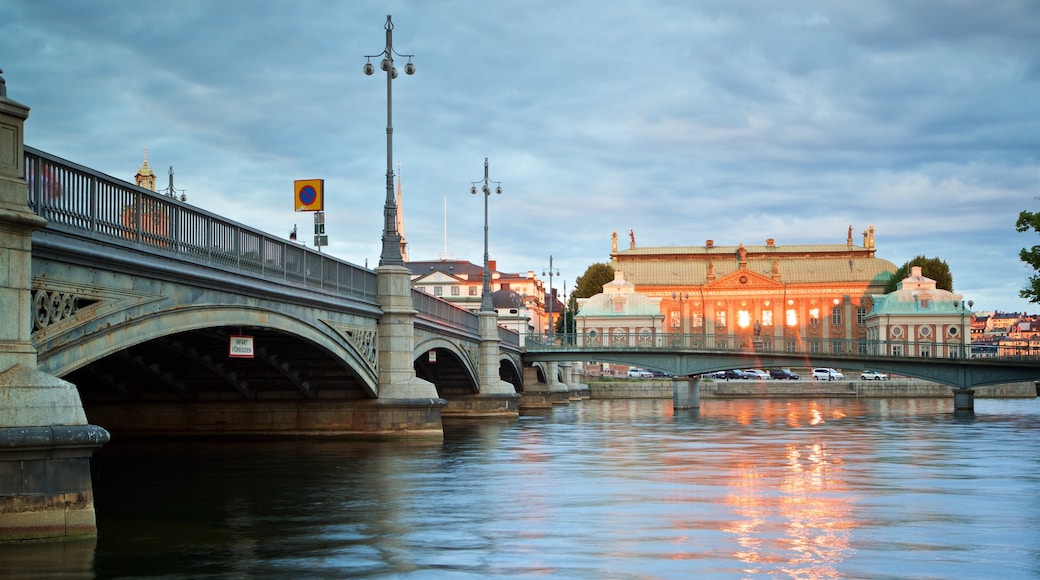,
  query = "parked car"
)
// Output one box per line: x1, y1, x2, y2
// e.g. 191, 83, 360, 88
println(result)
722, 369, 748, 380
769, 368, 800, 380
812, 368, 845, 381
744, 369, 770, 380
706, 370, 728, 379
651, 370, 673, 378
627, 368, 654, 378
860, 370, 889, 381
